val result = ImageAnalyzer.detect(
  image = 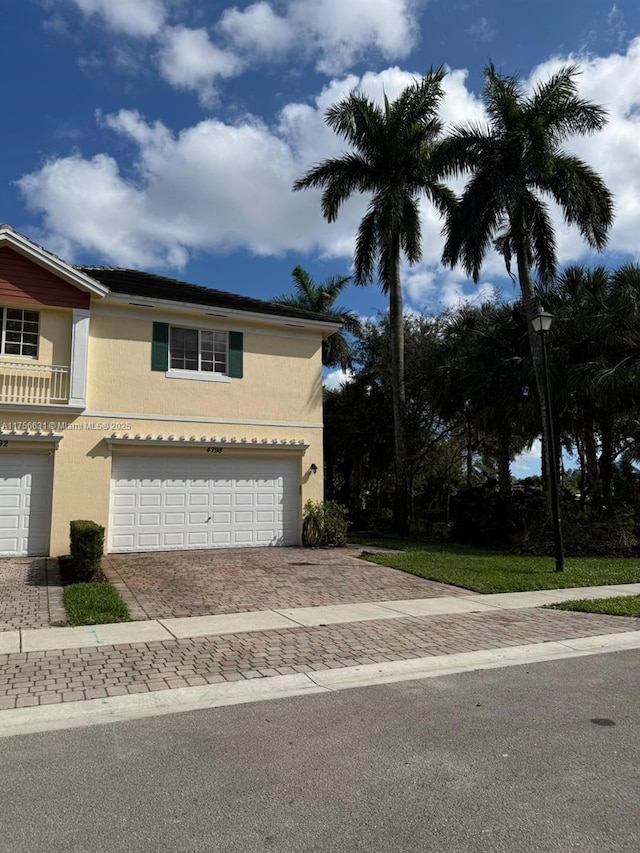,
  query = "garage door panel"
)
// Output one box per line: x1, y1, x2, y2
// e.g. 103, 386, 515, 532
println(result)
256, 510, 276, 523
113, 494, 136, 508
138, 533, 162, 548
139, 495, 161, 507
188, 510, 209, 524
109, 455, 299, 553
235, 494, 254, 506
139, 512, 161, 526
165, 512, 186, 525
